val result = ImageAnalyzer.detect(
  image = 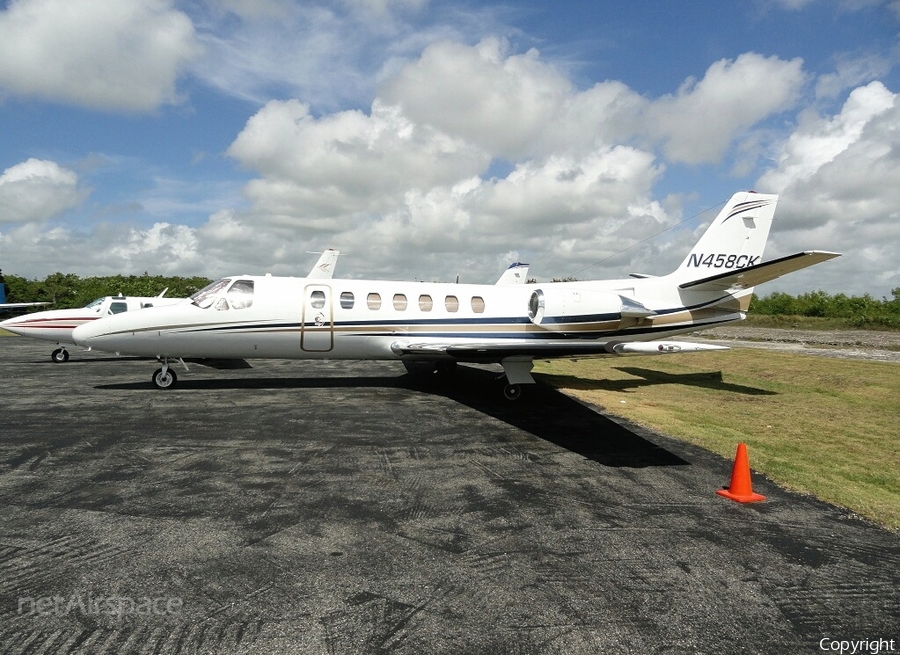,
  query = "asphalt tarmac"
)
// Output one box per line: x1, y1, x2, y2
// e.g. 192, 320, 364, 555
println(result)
1, 337, 898, 654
